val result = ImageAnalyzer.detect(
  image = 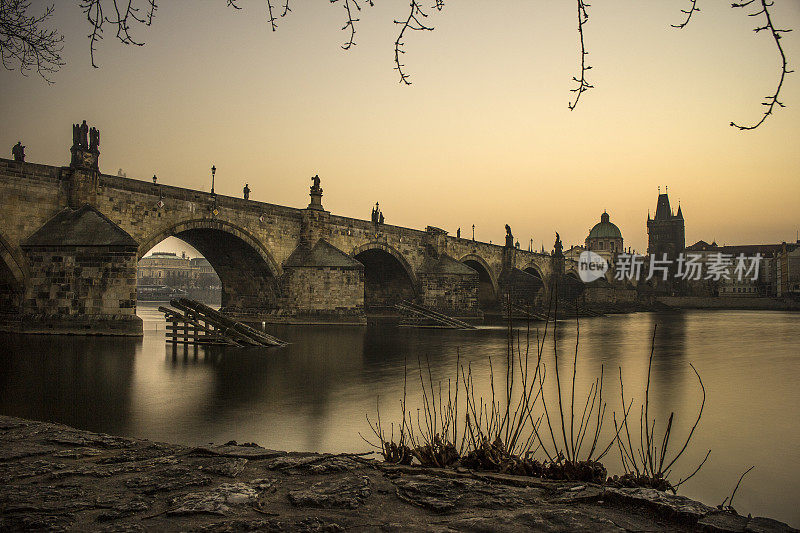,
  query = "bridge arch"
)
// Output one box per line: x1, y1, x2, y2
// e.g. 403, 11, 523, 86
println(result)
459, 254, 499, 309
139, 219, 280, 277
561, 269, 585, 300
139, 219, 281, 313
352, 242, 417, 311
522, 263, 547, 301
522, 263, 545, 283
